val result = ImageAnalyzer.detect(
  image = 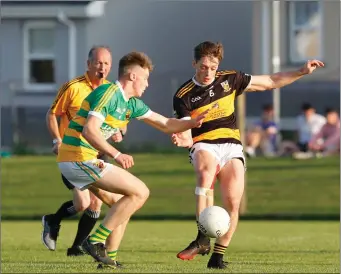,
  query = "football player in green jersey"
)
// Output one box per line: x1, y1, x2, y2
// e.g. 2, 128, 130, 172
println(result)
57, 51, 209, 268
